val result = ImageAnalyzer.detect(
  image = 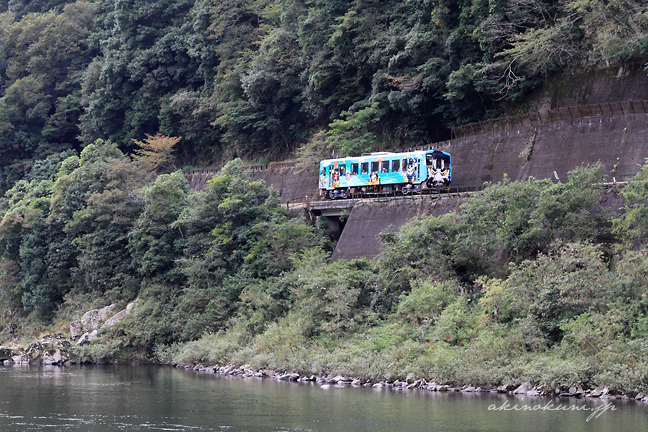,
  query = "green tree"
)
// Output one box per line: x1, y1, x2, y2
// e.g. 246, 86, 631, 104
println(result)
127, 171, 190, 283
0, 151, 78, 315
289, 248, 371, 340
80, 0, 217, 149
0, 2, 97, 187
613, 160, 648, 245
169, 159, 322, 340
